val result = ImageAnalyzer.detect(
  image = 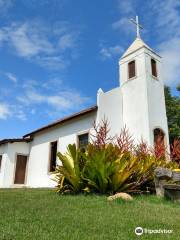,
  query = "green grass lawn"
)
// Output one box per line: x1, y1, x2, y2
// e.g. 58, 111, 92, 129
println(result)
0, 189, 179, 240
